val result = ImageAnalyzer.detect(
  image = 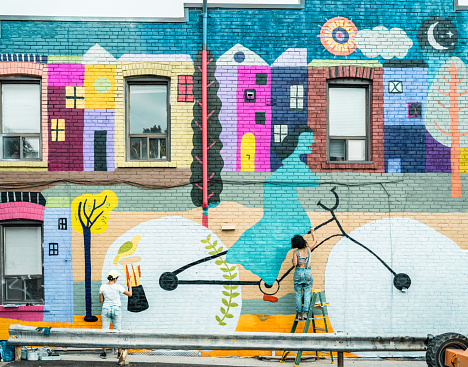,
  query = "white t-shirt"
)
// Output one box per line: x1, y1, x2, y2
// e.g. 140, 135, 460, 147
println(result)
99, 283, 125, 307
